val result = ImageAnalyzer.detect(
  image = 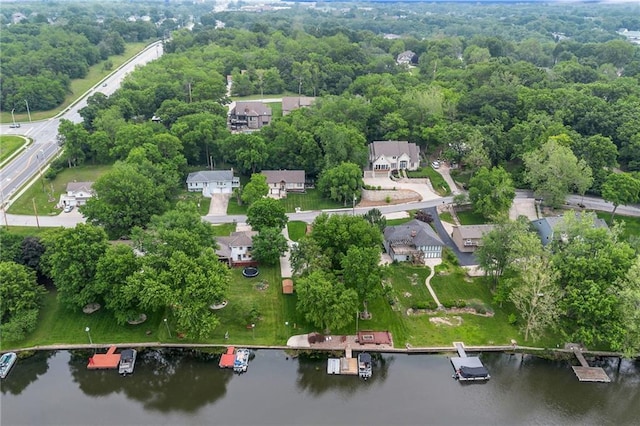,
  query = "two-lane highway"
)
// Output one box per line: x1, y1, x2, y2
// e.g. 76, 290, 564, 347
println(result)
0, 41, 163, 207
